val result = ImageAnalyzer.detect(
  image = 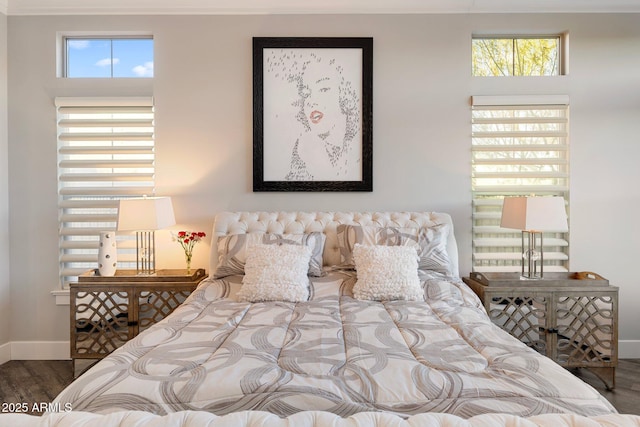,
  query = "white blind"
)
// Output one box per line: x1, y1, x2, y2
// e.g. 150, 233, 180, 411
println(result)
56, 97, 155, 287
471, 96, 569, 273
